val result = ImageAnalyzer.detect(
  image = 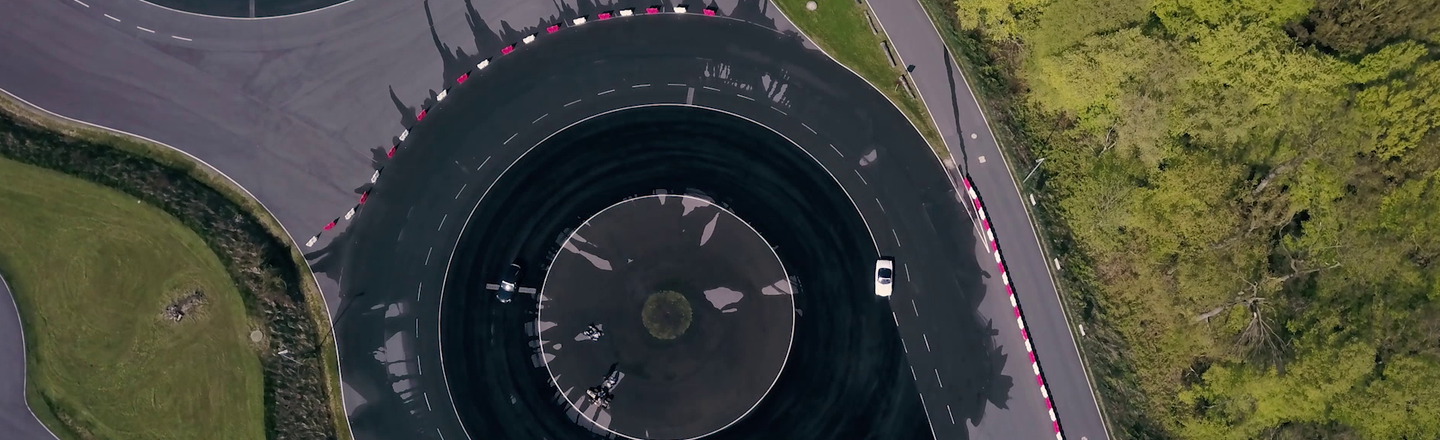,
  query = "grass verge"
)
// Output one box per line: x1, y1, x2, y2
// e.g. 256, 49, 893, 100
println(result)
0, 94, 351, 440
769, 0, 949, 160
910, 0, 1131, 433
0, 158, 266, 440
